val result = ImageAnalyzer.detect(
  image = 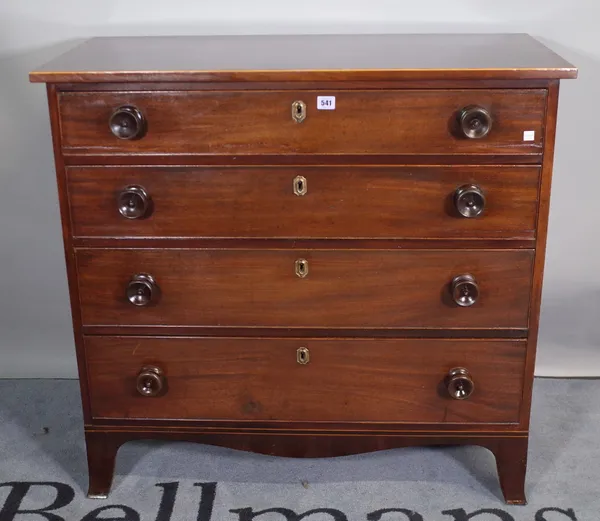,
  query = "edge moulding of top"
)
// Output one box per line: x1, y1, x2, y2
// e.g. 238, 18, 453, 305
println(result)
29, 34, 578, 84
